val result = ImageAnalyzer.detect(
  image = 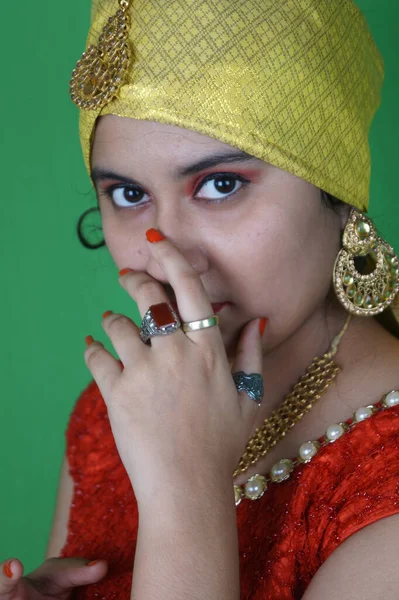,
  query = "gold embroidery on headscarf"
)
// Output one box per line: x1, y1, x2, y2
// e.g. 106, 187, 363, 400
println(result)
70, 0, 131, 110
